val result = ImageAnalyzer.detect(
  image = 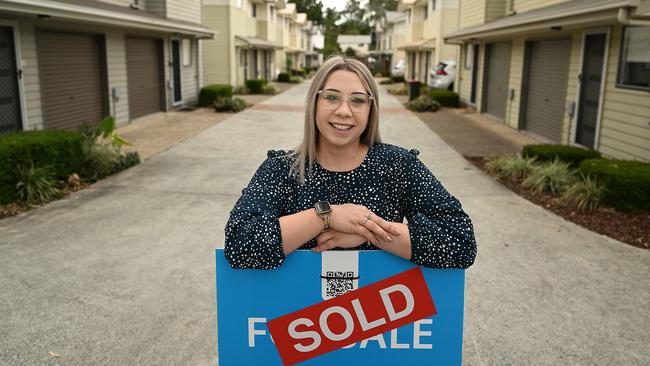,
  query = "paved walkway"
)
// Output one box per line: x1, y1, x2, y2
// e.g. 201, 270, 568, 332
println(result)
0, 82, 648, 365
